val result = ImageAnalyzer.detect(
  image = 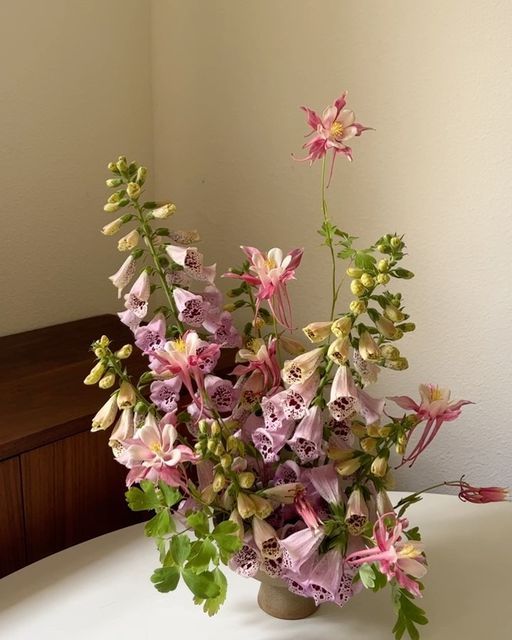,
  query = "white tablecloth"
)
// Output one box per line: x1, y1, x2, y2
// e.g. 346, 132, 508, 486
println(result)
0, 492, 511, 639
